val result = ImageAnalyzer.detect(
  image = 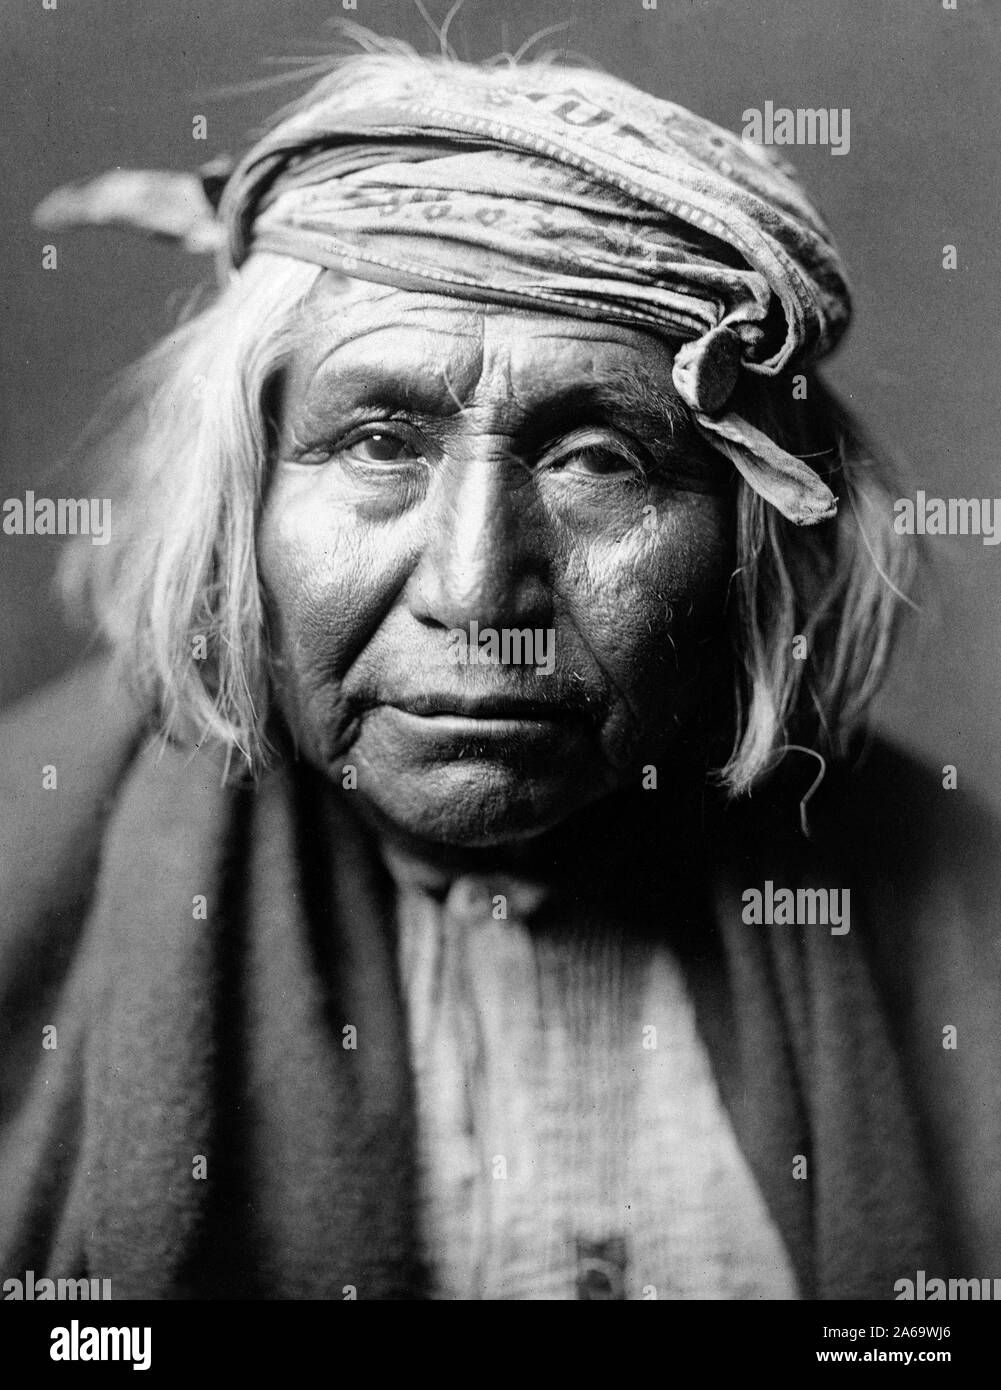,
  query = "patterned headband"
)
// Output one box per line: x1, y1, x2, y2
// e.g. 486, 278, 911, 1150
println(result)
35, 56, 852, 525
